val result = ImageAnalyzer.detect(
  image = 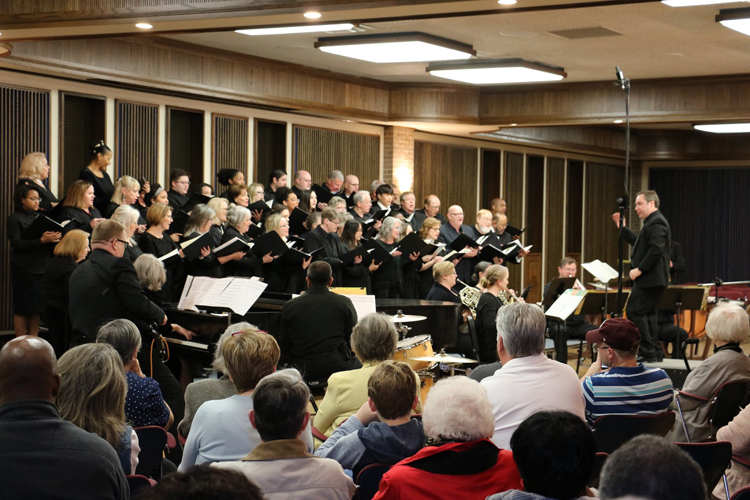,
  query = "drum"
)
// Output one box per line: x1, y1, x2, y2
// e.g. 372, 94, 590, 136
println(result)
416, 370, 435, 405
395, 334, 434, 371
